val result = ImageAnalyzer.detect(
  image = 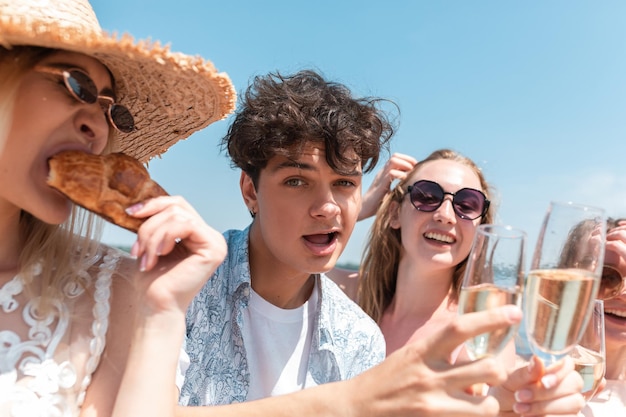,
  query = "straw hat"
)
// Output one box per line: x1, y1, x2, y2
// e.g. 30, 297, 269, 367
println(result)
0, 0, 236, 162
